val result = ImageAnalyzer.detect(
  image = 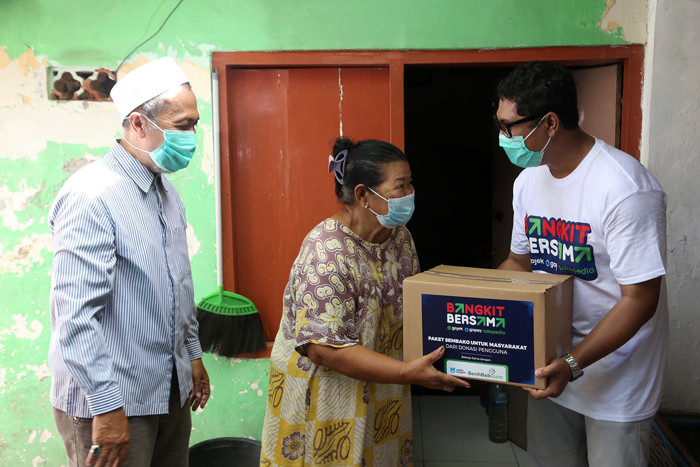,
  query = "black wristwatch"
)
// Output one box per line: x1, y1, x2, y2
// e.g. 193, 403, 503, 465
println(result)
562, 353, 584, 381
